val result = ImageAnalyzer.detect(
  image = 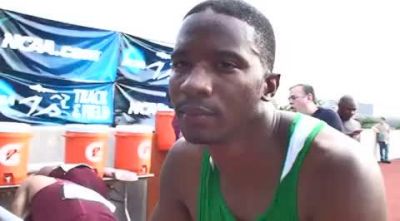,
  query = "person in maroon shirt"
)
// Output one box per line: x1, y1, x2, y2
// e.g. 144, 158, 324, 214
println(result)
11, 165, 116, 221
